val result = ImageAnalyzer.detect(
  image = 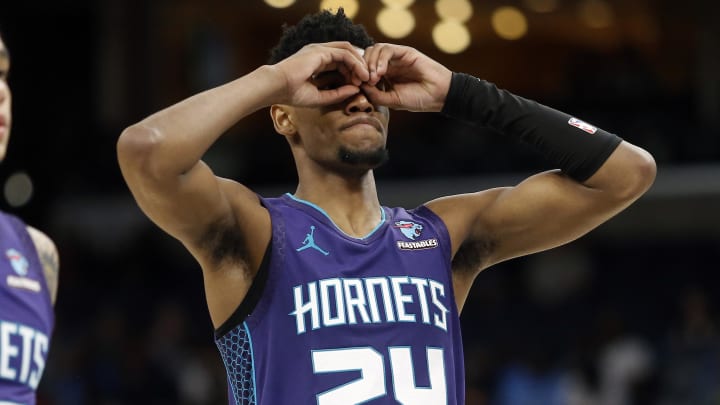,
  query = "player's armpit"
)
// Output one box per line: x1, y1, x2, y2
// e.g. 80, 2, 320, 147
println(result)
424, 187, 506, 267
